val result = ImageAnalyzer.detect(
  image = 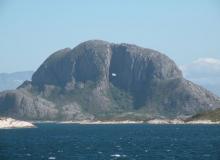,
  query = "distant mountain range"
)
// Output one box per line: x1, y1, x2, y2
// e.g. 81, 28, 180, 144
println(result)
0, 40, 219, 121
0, 71, 34, 91
180, 58, 220, 96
